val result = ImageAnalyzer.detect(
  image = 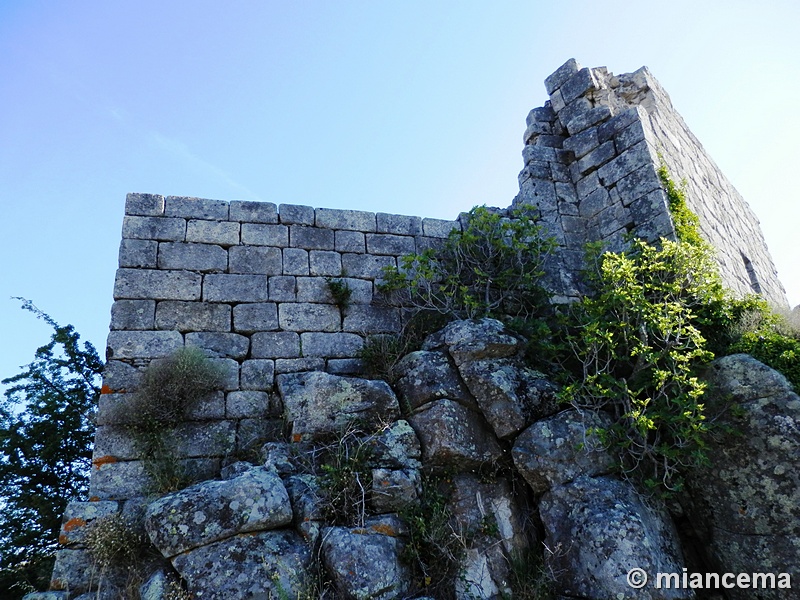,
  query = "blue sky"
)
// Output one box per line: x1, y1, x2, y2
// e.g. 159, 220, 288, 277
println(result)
1, 0, 799, 389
